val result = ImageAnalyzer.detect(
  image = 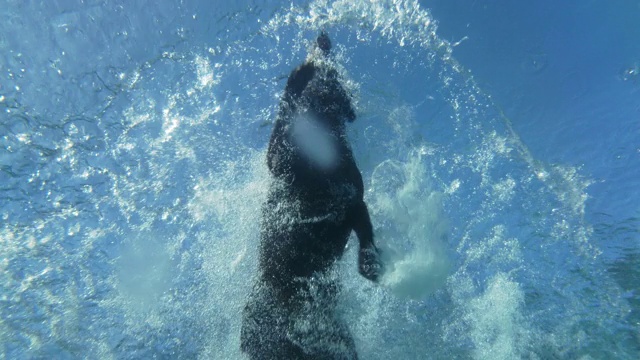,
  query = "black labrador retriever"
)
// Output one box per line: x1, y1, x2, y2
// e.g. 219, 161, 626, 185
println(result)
241, 32, 383, 360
